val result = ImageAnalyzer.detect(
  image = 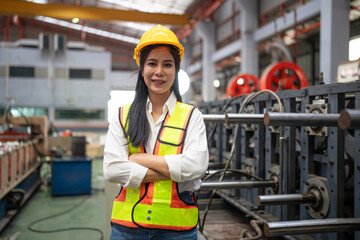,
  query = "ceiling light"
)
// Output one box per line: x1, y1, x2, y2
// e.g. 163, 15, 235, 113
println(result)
72, 18, 80, 24
237, 78, 244, 85
213, 79, 220, 88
